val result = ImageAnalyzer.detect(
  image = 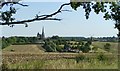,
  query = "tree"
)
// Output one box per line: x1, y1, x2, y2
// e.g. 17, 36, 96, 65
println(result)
104, 43, 111, 52
2, 37, 9, 49
87, 40, 92, 45
56, 45, 63, 52
44, 40, 57, 52
64, 44, 71, 52
82, 42, 91, 53
77, 45, 82, 50
51, 35, 60, 39
70, 1, 120, 41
